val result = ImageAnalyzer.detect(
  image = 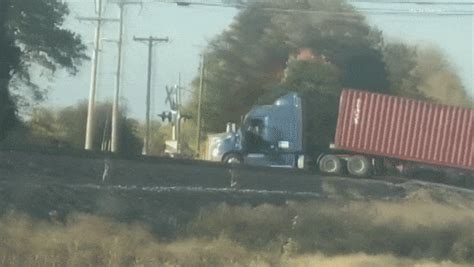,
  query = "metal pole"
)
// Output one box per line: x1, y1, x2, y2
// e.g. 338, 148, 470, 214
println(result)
84, 0, 103, 151
196, 54, 205, 157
